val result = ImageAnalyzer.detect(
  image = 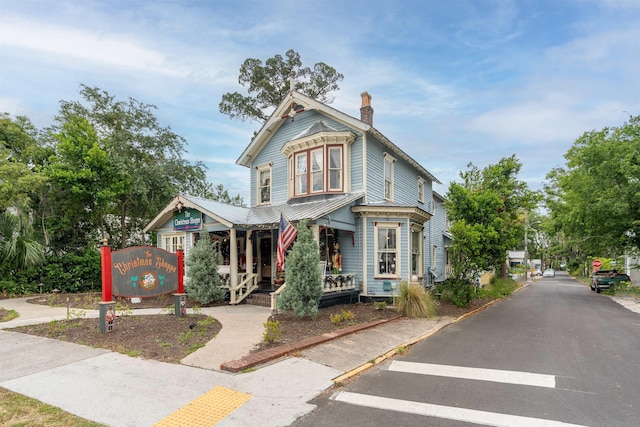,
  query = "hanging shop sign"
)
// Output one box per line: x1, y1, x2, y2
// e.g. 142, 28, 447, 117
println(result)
174, 208, 202, 231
